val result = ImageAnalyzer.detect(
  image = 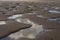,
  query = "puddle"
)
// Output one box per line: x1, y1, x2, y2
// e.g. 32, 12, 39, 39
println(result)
8, 14, 23, 19
26, 13, 36, 14
8, 13, 36, 20
36, 15, 47, 18
47, 18, 58, 21
55, 7, 60, 9
52, 7, 60, 9
15, 18, 31, 24
0, 21, 6, 25
44, 7, 48, 10
48, 10, 60, 14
